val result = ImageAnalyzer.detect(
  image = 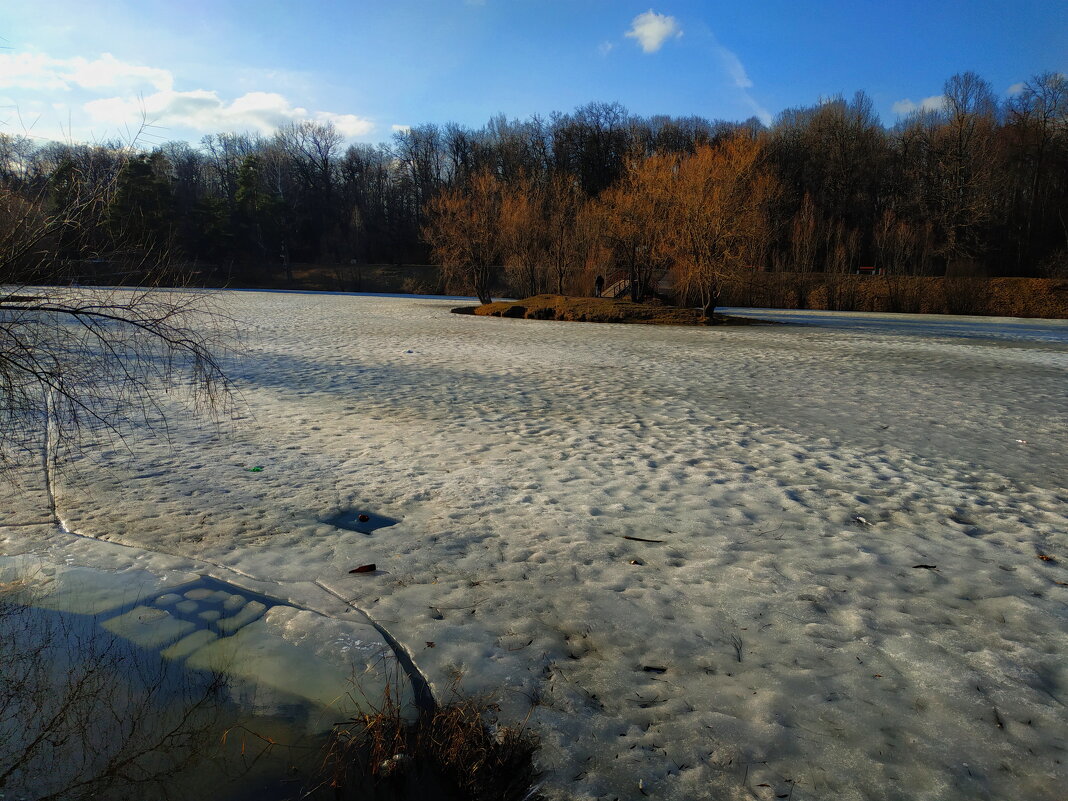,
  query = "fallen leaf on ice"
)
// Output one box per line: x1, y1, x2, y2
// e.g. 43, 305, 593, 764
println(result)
425, 641, 435, 648
349, 564, 376, 573
1038, 554, 1054, 562
912, 564, 938, 570
623, 535, 665, 543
